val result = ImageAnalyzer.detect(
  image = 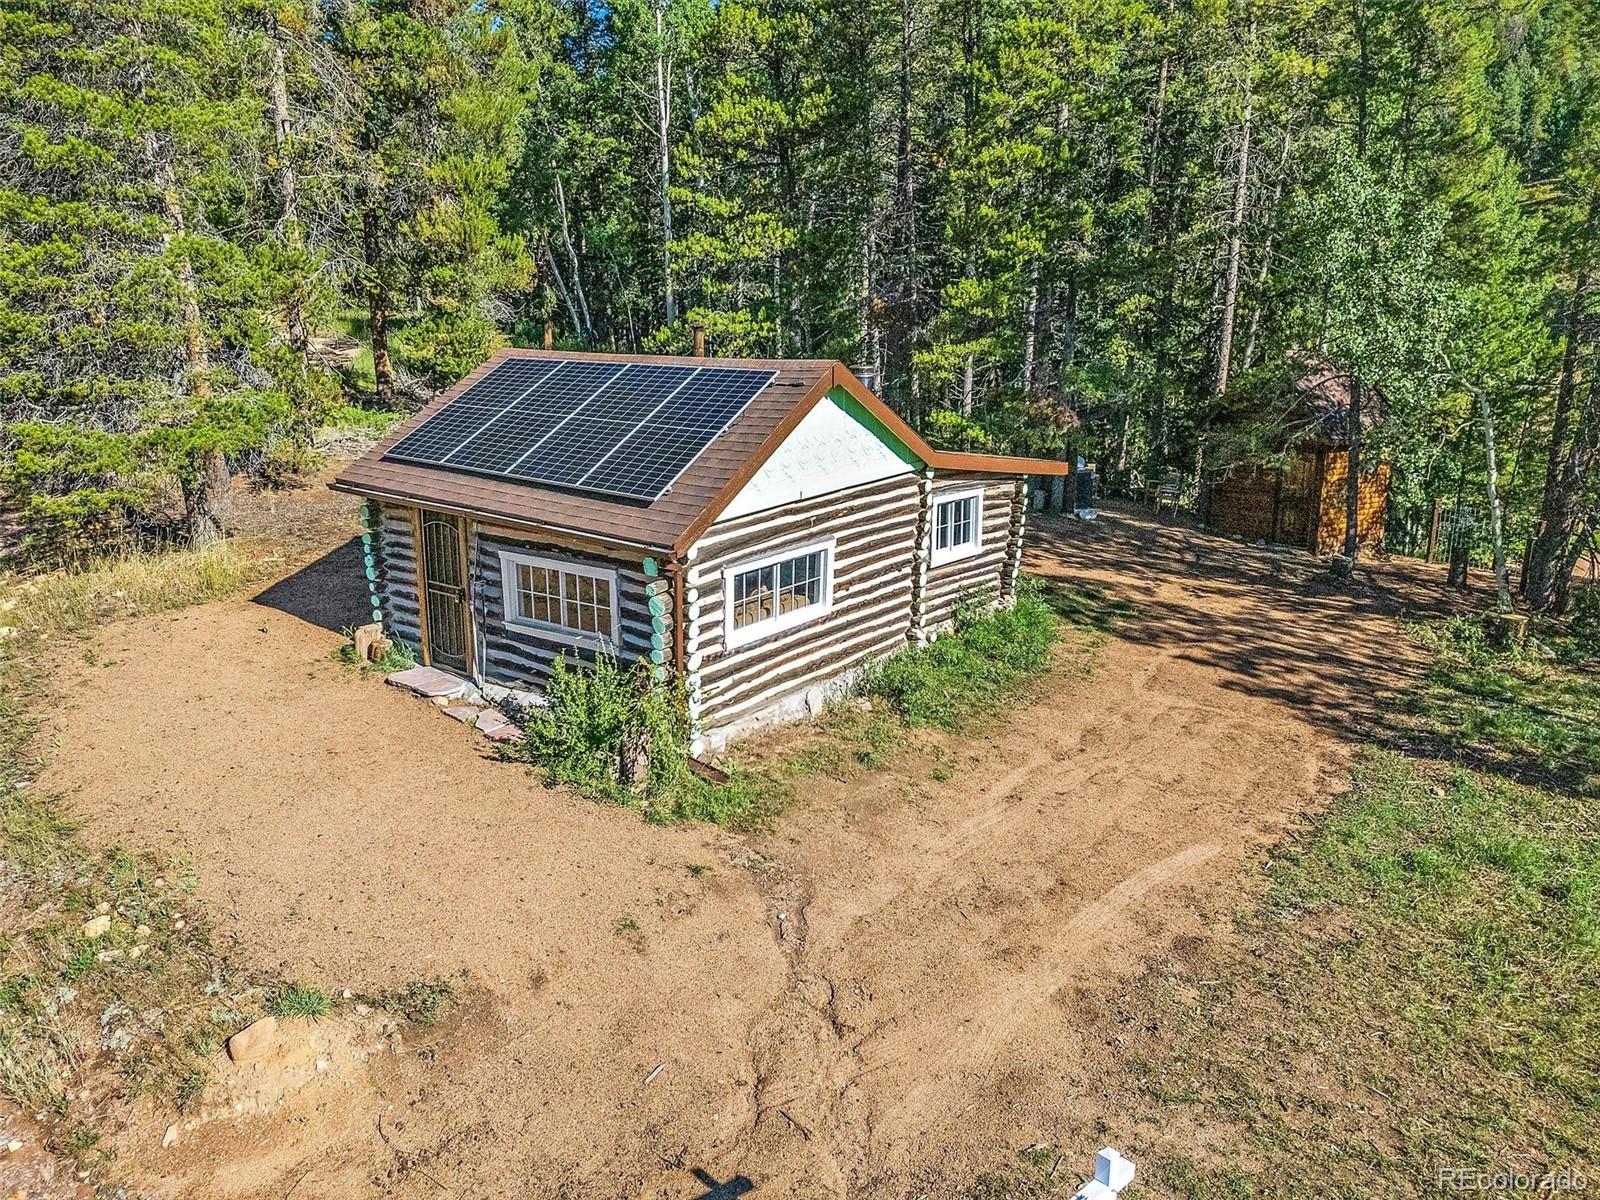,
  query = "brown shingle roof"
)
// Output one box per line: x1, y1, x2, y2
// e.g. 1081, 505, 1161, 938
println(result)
332, 349, 1066, 555
1291, 357, 1387, 448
